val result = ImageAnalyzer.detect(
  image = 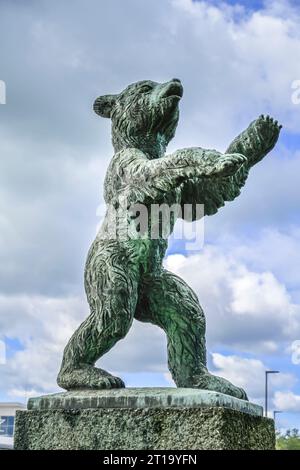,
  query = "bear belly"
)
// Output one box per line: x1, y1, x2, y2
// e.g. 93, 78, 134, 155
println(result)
84, 237, 168, 288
